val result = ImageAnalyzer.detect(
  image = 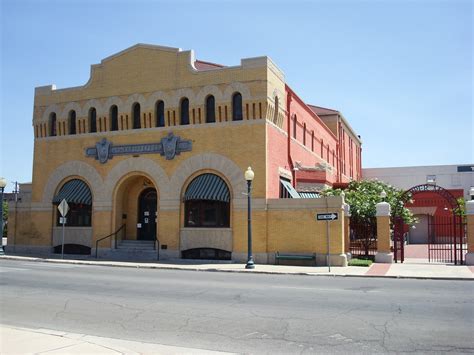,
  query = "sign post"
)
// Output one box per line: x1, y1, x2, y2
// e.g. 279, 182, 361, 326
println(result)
316, 213, 339, 272
58, 199, 69, 259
